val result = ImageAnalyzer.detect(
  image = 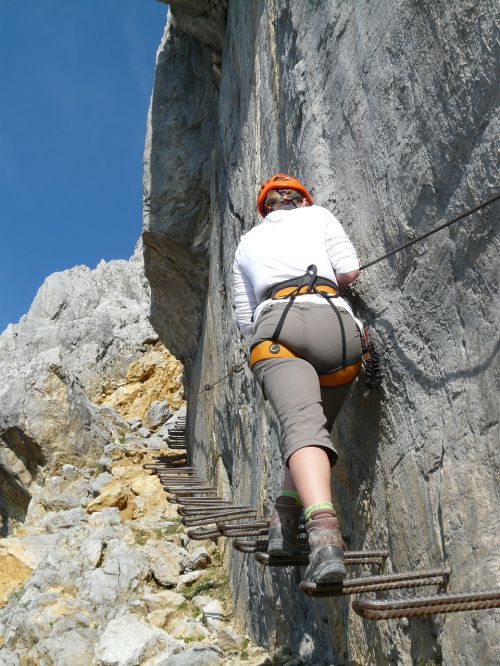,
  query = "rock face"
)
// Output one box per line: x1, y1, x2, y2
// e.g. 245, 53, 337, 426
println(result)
143, 7, 223, 364
0, 241, 184, 535
144, 2, 500, 665
0, 435, 272, 665
0, 231, 271, 663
